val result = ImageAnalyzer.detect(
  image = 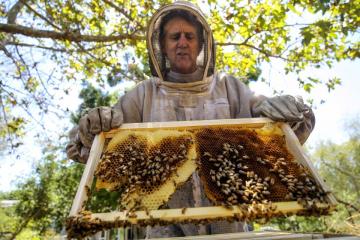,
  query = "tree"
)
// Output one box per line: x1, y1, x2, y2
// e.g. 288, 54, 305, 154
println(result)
0, 83, 121, 239
0, 145, 82, 239
313, 118, 360, 234
0, 0, 359, 143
